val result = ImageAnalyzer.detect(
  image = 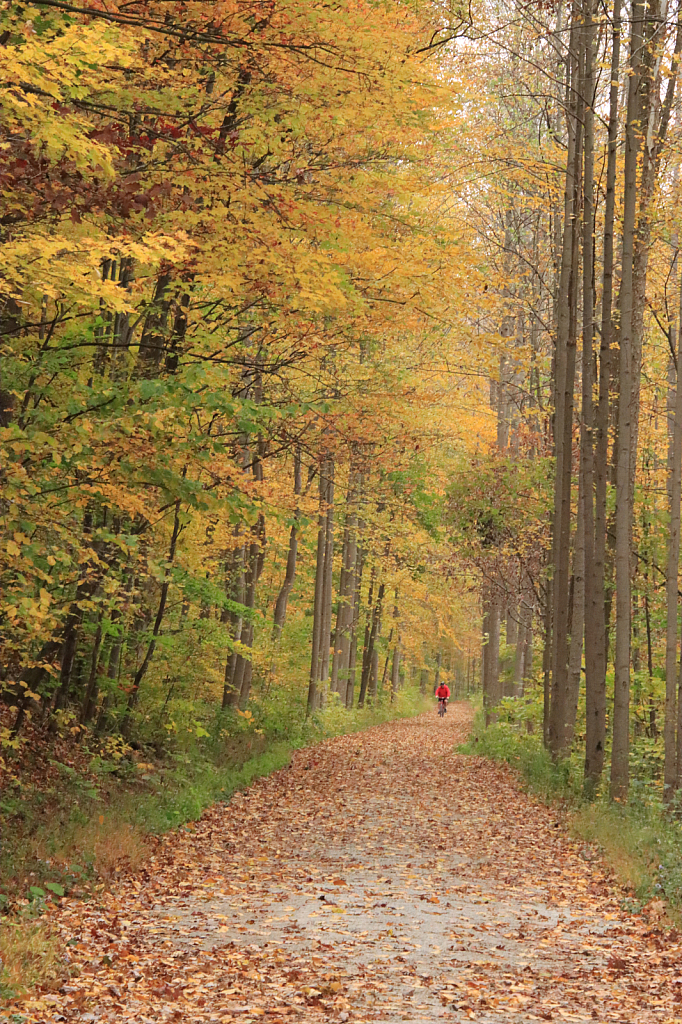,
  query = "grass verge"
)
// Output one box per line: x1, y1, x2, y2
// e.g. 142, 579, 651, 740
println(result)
1, 688, 430, 996
461, 711, 682, 922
